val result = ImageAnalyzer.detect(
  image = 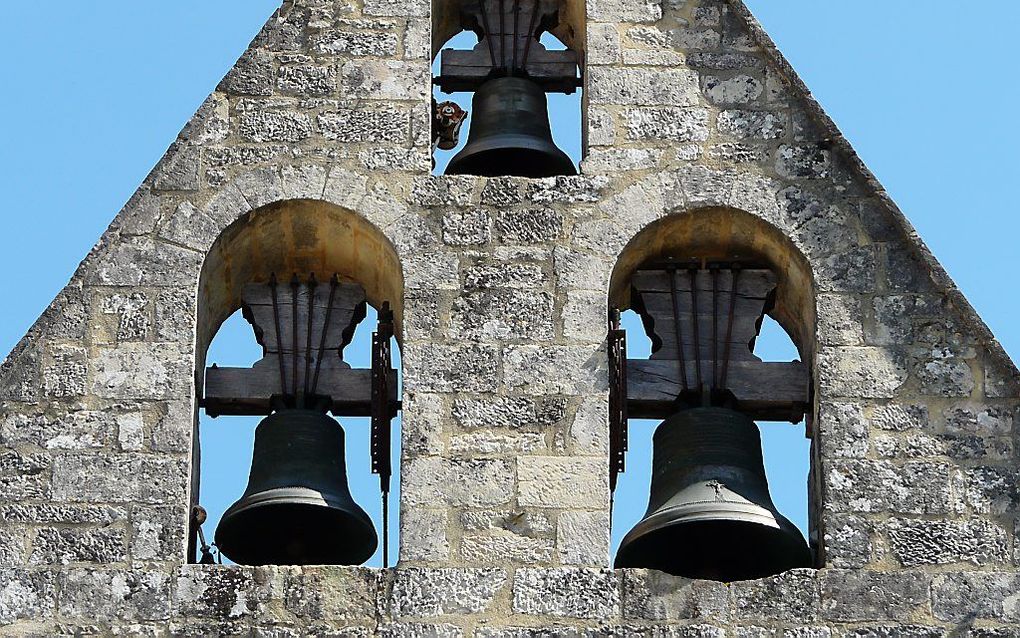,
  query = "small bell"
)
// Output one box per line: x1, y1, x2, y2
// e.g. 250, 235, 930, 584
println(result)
215, 409, 378, 566
446, 76, 576, 178
615, 407, 812, 581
